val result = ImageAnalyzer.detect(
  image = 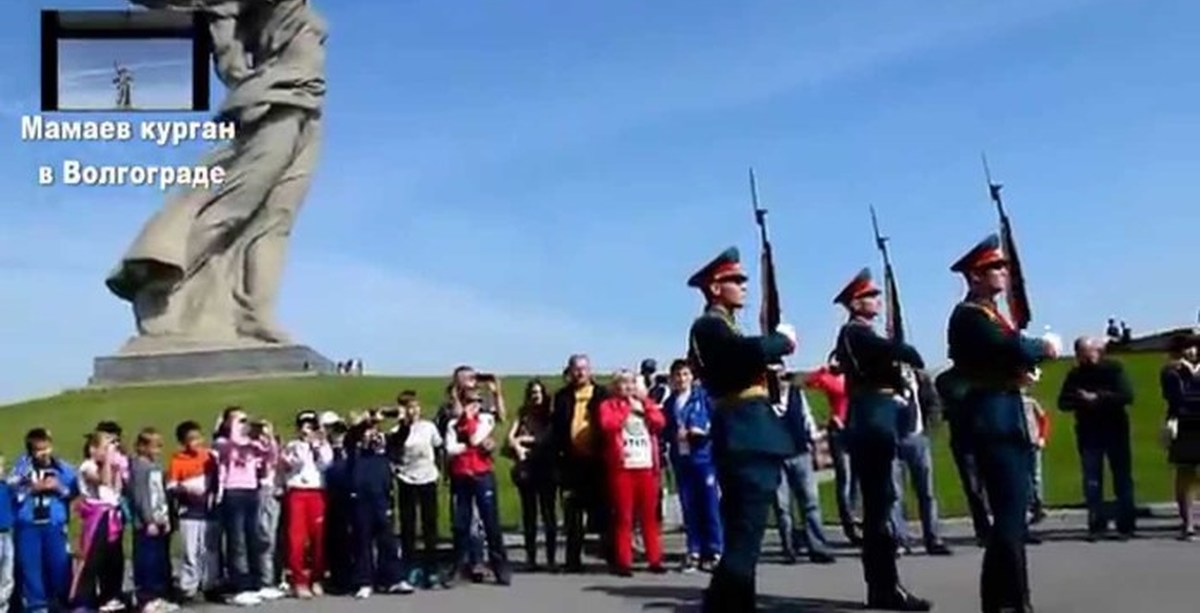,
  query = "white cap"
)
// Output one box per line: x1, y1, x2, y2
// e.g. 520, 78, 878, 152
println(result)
319, 410, 343, 426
